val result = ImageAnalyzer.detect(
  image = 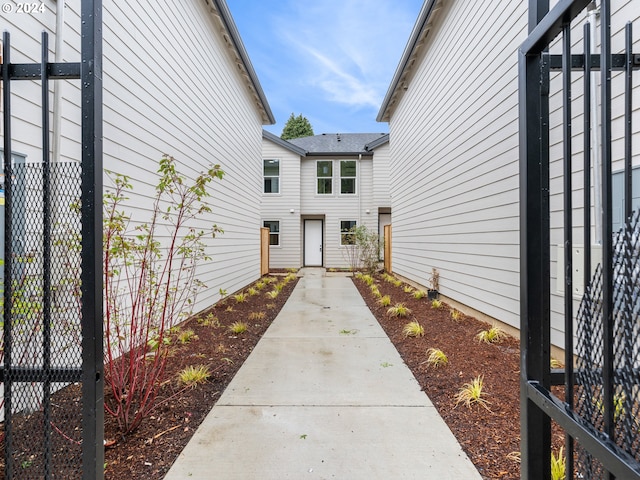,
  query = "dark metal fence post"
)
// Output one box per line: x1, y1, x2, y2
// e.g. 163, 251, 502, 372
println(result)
80, 1, 104, 478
